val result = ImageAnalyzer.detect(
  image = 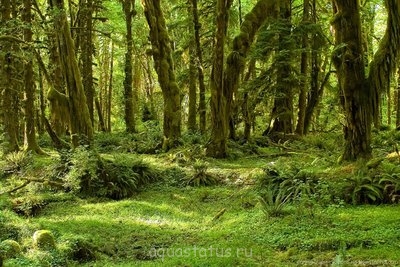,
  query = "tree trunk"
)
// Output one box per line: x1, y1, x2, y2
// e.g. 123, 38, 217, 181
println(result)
123, 0, 137, 133
23, 0, 43, 154
270, 0, 293, 134
0, 0, 19, 152
205, 0, 233, 158
190, 0, 206, 133
51, 0, 94, 147
82, 0, 95, 126
331, 0, 370, 160
396, 67, 400, 129
295, 0, 310, 135
188, 38, 197, 132
143, 0, 181, 150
